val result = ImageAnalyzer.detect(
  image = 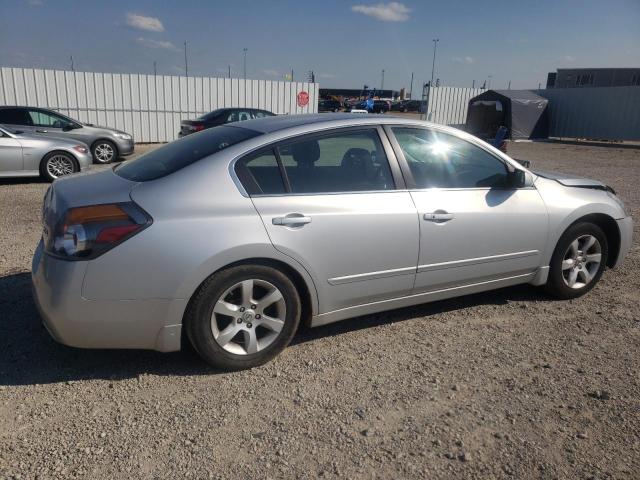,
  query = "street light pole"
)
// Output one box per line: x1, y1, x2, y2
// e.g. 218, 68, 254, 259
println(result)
381, 69, 385, 91
430, 38, 439, 86
243, 48, 248, 80
184, 41, 188, 77
409, 72, 414, 99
